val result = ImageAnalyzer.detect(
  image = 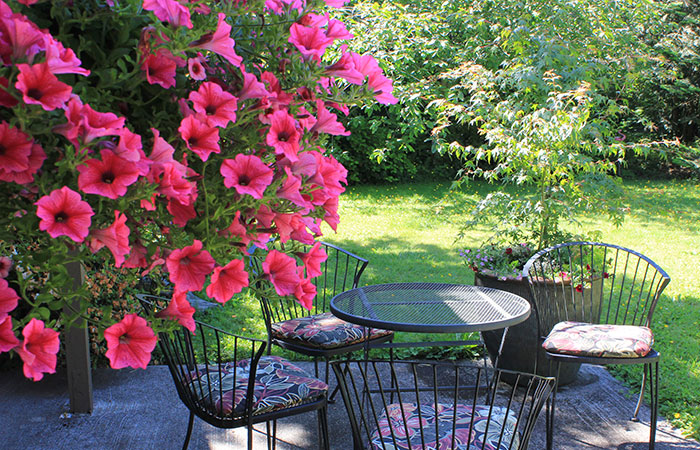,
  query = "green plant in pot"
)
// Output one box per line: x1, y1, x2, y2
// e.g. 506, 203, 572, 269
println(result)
437, 63, 629, 383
